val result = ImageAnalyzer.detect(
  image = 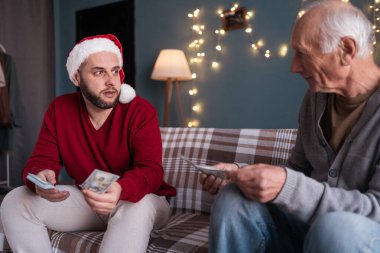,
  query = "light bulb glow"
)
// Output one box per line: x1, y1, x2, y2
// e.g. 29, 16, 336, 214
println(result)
192, 104, 201, 112
264, 49, 271, 58
188, 120, 200, 128
298, 10, 305, 18
278, 44, 288, 57
189, 88, 198, 95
